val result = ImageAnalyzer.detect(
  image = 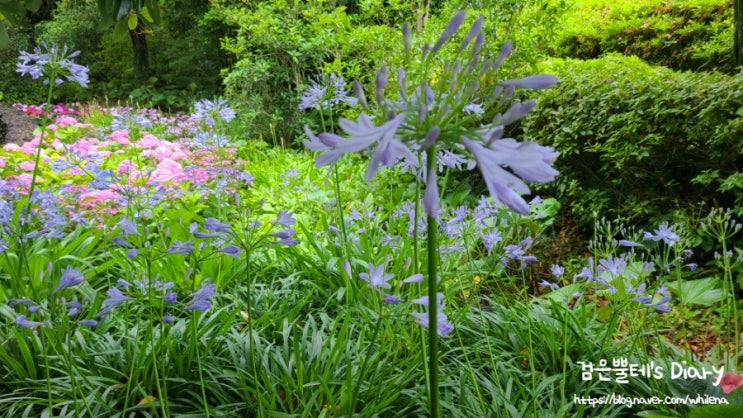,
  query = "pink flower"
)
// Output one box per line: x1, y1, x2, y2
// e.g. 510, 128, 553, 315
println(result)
149, 158, 183, 183
56, 116, 78, 126
3, 143, 21, 152
19, 161, 36, 171
720, 373, 743, 395
136, 134, 162, 149
71, 139, 93, 153
80, 189, 121, 205
170, 150, 189, 161
21, 139, 40, 155
117, 160, 137, 175
110, 130, 131, 145
0, 157, 5, 168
